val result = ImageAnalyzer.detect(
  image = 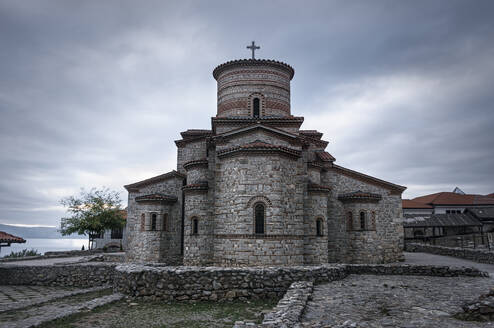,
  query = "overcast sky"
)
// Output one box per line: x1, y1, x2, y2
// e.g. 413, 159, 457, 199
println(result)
1, 0, 493, 227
